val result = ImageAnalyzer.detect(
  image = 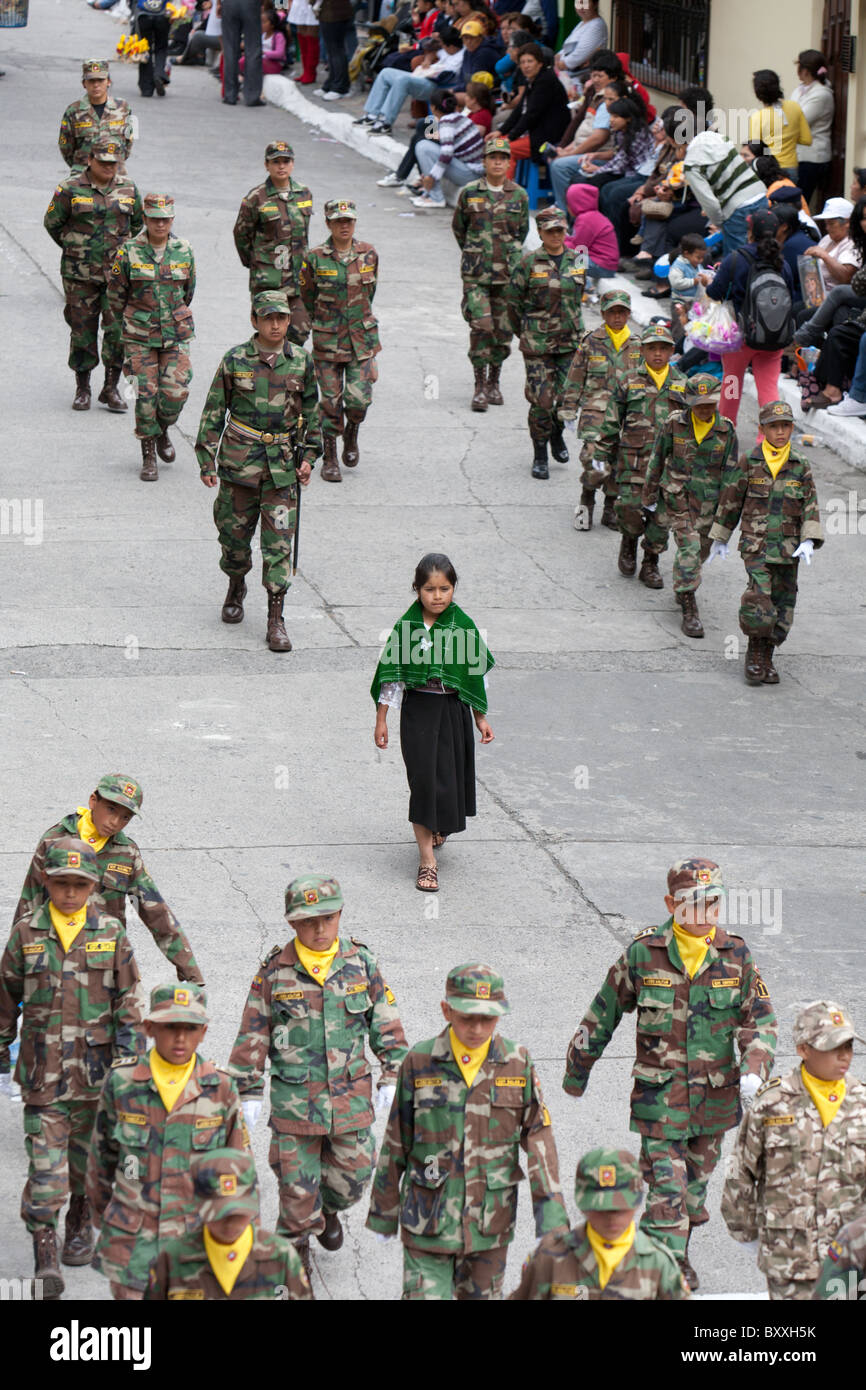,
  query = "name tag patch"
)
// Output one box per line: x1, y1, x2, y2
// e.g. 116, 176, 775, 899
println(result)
642, 977, 672, 988
168, 1289, 204, 1299
106, 862, 133, 875
118, 1111, 146, 1125
23, 943, 45, 955
763, 1115, 795, 1126
274, 989, 304, 1001
495, 1076, 526, 1088
415, 1076, 444, 1088
346, 983, 367, 995
712, 977, 740, 989
86, 940, 117, 953
194, 1116, 222, 1129
551, 1283, 579, 1297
